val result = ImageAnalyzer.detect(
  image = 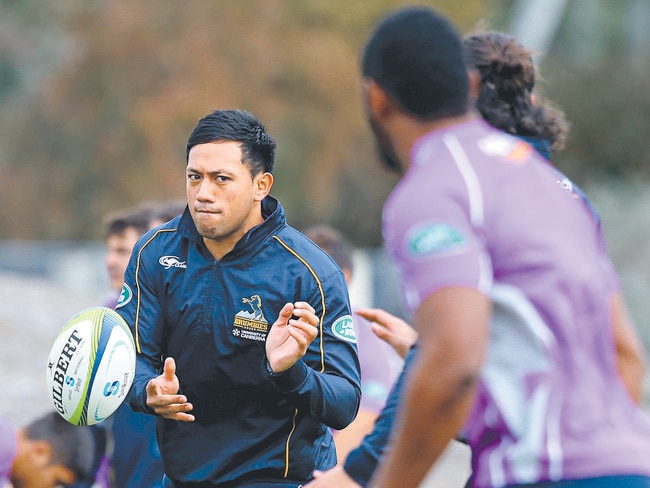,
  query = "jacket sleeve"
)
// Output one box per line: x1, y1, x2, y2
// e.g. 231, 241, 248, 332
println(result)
265, 267, 362, 430
343, 343, 418, 486
115, 238, 166, 415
